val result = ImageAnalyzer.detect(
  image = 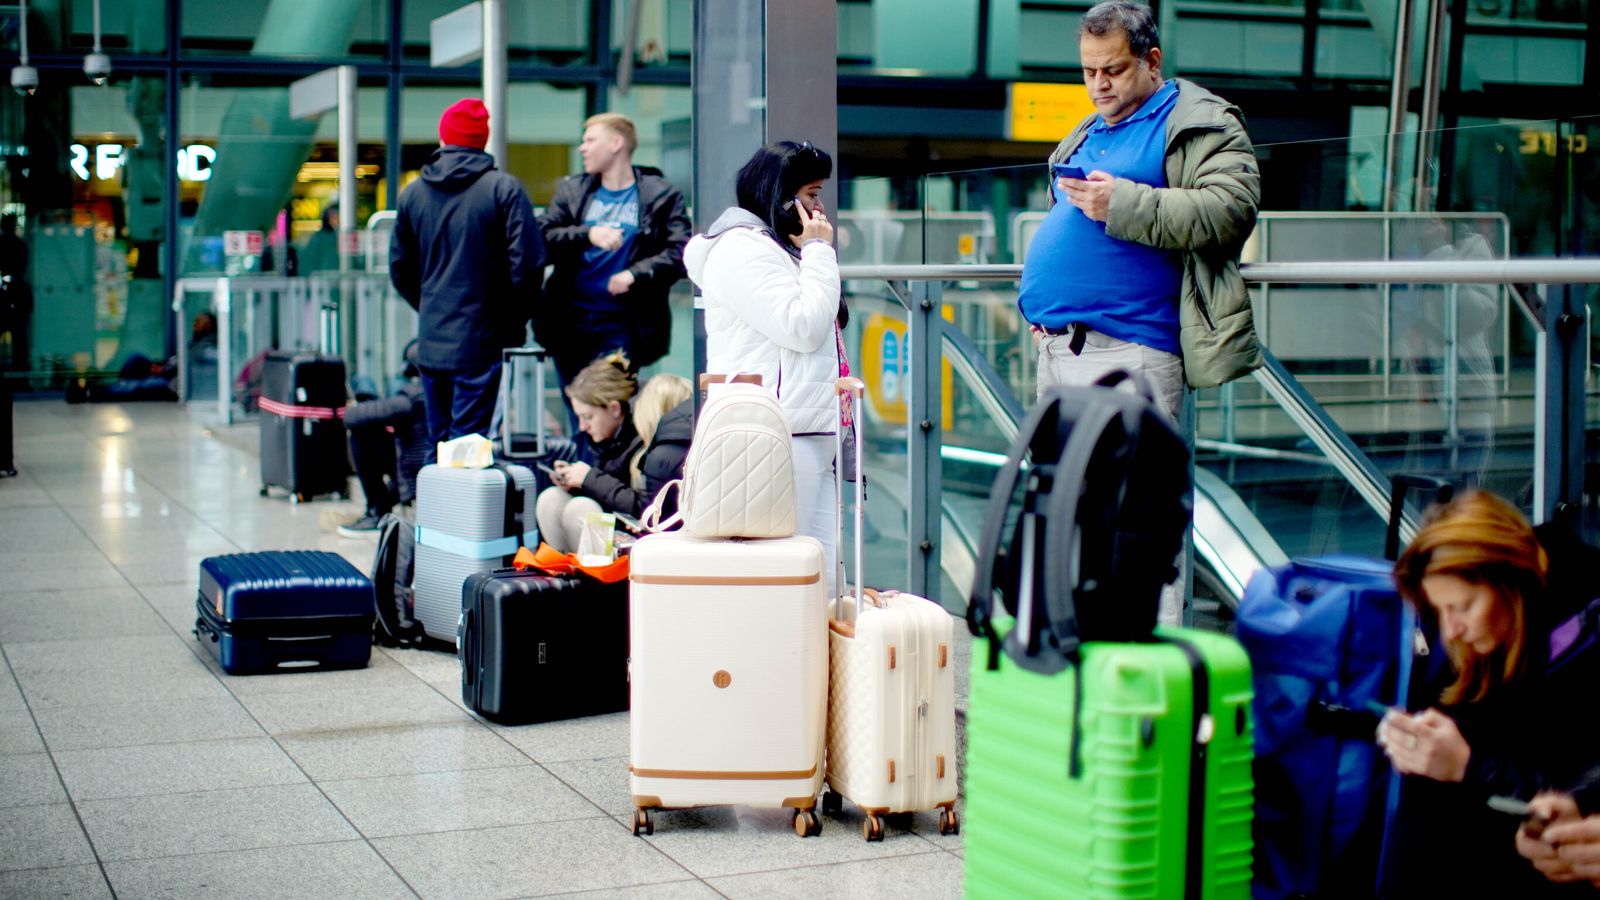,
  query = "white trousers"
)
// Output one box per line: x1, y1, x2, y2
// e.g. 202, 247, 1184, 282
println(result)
792, 434, 839, 599
1036, 329, 1187, 626
535, 486, 602, 554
